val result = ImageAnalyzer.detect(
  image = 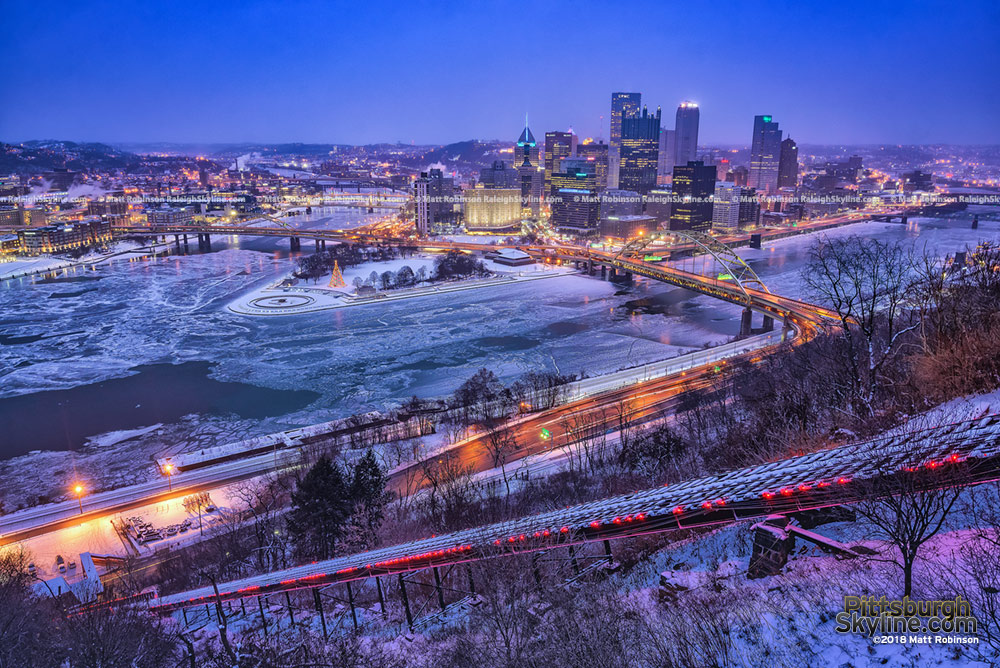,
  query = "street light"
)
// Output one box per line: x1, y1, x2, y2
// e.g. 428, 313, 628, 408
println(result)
164, 463, 174, 491
73, 484, 84, 514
